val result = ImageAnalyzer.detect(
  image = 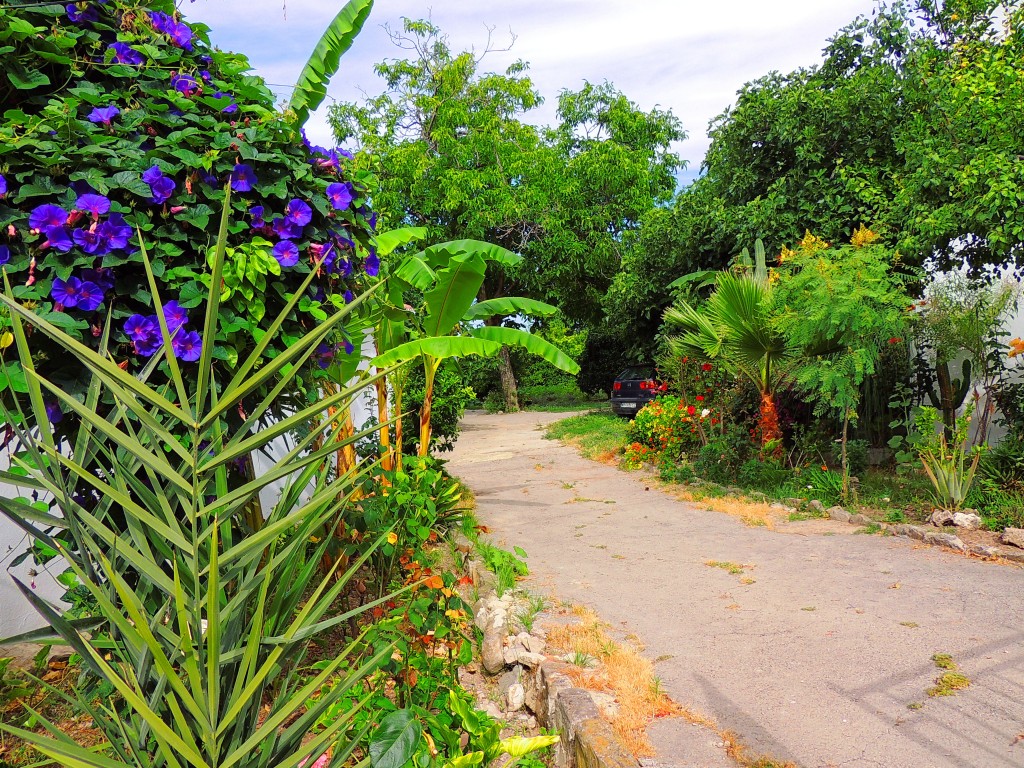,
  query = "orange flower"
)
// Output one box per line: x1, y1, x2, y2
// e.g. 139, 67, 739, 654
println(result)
1009, 338, 1024, 358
